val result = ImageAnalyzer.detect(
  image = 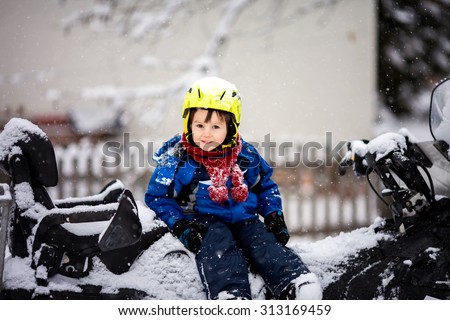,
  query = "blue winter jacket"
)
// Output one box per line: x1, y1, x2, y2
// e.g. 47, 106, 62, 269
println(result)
144, 134, 282, 229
